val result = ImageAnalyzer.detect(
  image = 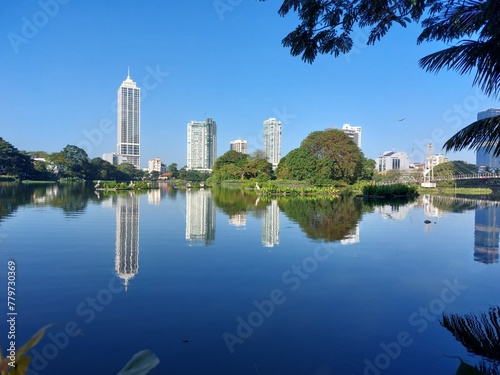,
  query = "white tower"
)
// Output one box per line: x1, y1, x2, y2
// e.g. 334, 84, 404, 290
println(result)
117, 69, 141, 169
